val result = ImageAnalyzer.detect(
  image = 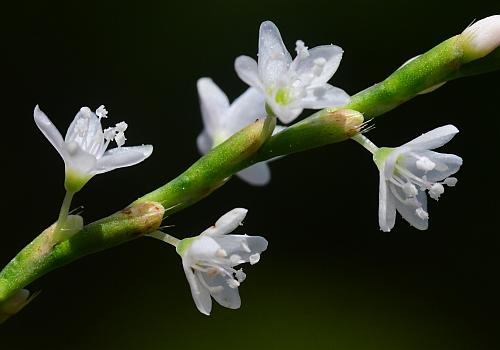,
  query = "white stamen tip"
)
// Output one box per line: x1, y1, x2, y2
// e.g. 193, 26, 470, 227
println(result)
429, 183, 445, 200
444, 177, 458, 187
416, 207, 429, 220
227, 279, 240, 289
295, 40, 309, 58
416, 157, 436, 172
115, 132, 127, 147
402, 183, 418, 197
115, 121, 128, 132
249, 253, 260, 265
235, 269, 247, 283
103, 127, 115, 141
96, 105, 108, 119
